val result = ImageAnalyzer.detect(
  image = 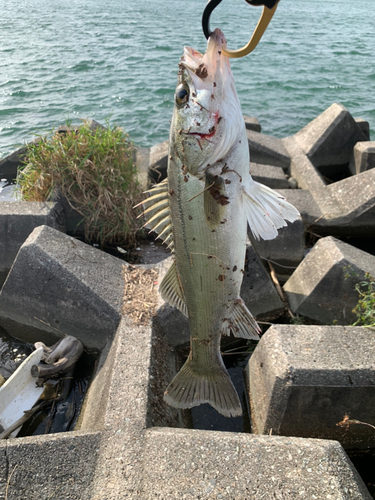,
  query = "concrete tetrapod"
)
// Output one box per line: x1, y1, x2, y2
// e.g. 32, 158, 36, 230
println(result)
0, 225, 125, 351
283, 236, 375, 325
248, 324, 375, 453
